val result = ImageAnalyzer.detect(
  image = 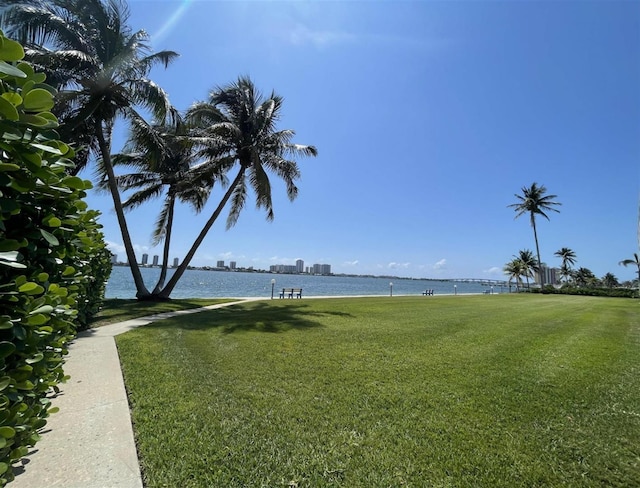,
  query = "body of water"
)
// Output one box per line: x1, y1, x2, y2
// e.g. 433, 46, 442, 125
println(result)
106, 266, 508, 299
